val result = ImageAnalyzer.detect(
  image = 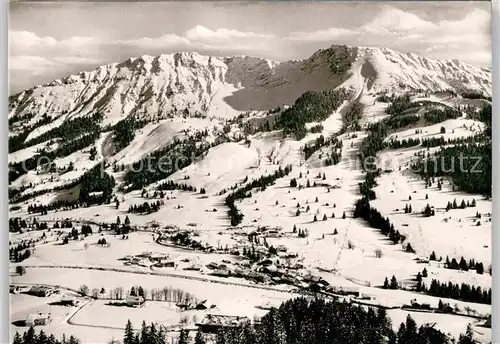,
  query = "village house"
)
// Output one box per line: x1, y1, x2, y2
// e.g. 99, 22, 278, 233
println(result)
184, 263, 202, 271
126, 295, 145, 307
156, 259, 175, 268
196, 314, 250, 334
331, 286, 360, 297
59, 295, 77, 306
410, 299, 431, 310
149, 252, 168, 262
212, 266, 230, 277
206, 262, 219, 270
25, 313, 51, 326
27, 286, 54, 297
